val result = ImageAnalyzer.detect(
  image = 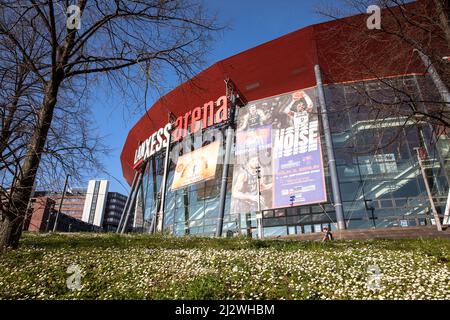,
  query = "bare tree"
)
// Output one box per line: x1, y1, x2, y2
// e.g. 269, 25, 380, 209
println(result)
0, 0, 221, 251
313, 0, 450, 168
314, 0, 450, 226
315, 0, 450, 129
